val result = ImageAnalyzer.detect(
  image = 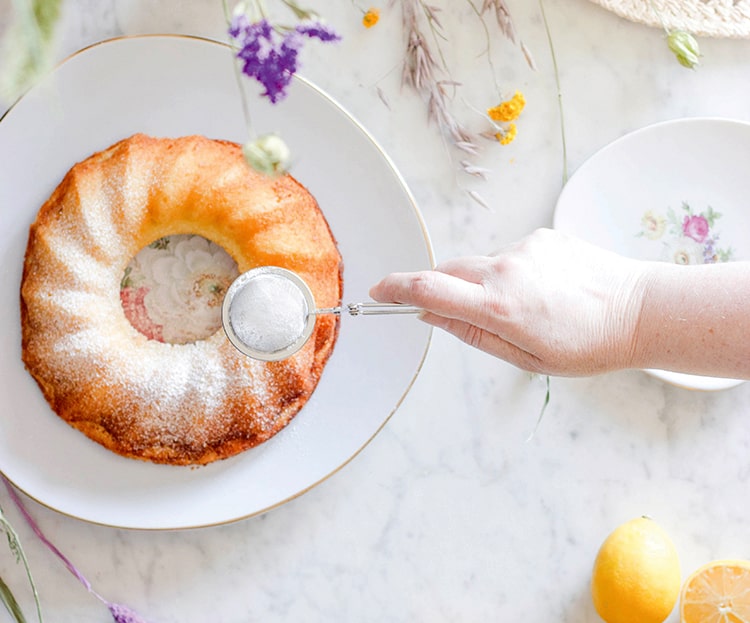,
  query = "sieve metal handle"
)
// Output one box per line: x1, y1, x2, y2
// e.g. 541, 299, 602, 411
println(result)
309, 303, 422, 317
346, 302, 422, 316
